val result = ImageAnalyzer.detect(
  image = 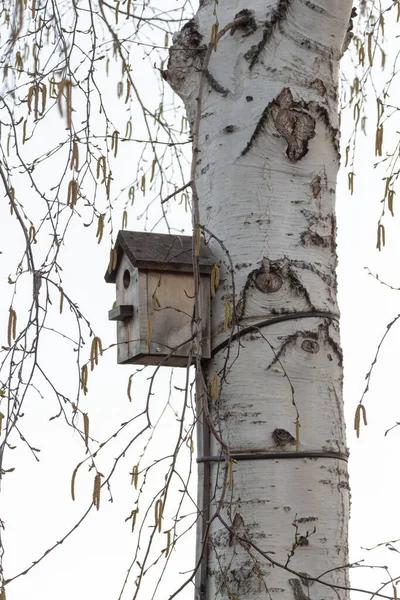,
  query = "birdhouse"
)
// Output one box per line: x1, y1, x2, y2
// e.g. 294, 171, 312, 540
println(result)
105, 230, 214, 367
